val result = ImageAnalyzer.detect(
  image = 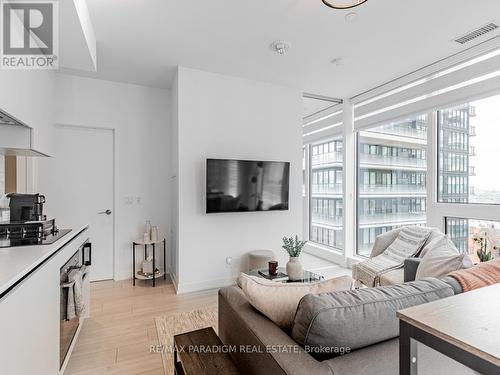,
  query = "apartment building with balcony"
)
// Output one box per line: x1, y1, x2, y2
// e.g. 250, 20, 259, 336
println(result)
310, 139, 344, 249
310, 106, 476, 257
440, 104, 477, 252
356, 116, 429, 256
